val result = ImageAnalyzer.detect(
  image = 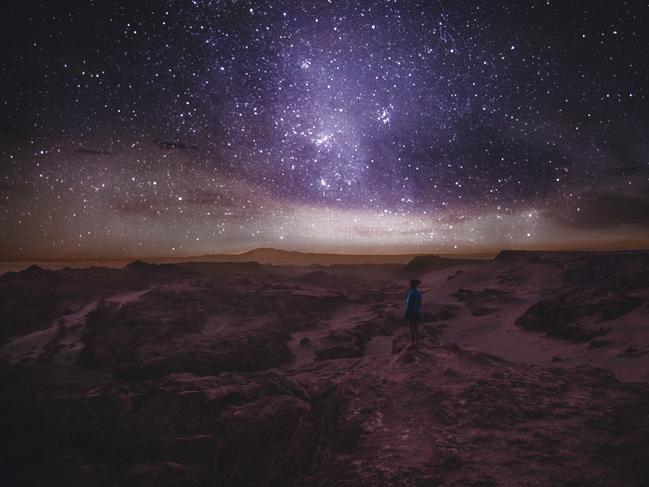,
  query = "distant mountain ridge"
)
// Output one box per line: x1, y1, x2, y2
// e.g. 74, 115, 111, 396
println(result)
396, 254, 476, 277
184, 247, 486, 266
0, 248, 493, 273
172, 247, 424, 266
